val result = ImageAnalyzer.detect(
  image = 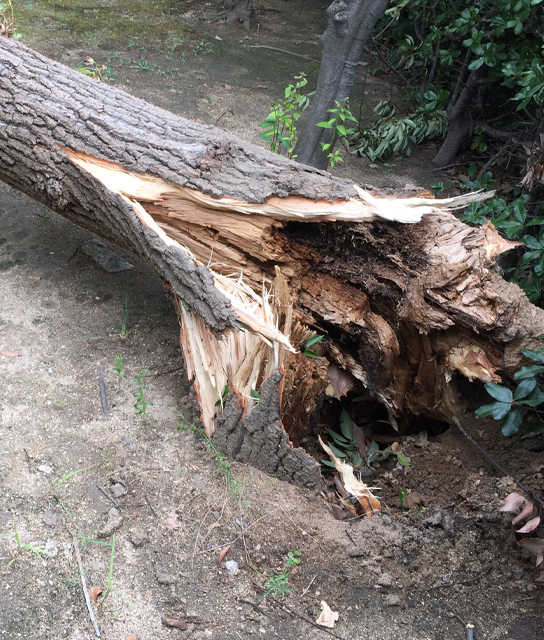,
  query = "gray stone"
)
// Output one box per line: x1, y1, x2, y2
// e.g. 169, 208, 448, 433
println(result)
130, 530, 149, 548
384, 595, 401, 606
377, 573, 393, 587
110, 483, 128, 498
42, 511, 58, 527
225, 560, 239, 576
97, 507, 124, 539
81, 238, 133, 273
157, 571, 177, 585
